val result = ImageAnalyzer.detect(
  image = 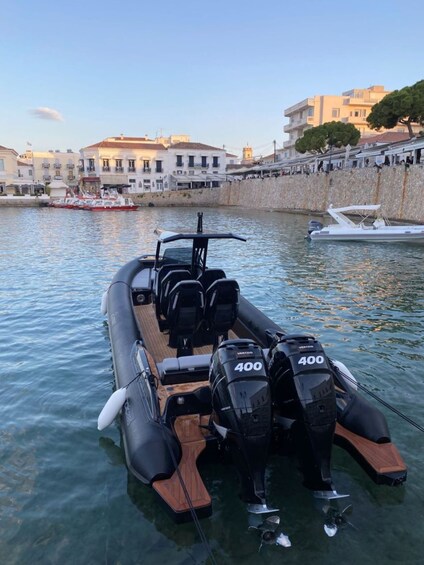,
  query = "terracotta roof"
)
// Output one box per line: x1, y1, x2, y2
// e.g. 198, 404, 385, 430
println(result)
226, 152, 238, 157
82, 141, 166, 151
169, 142, 223, 151
358, 132, 410, 146
17, 160, 31, 166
